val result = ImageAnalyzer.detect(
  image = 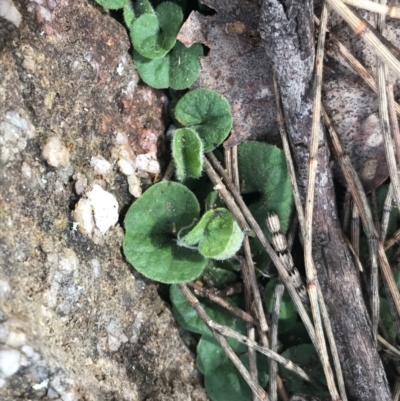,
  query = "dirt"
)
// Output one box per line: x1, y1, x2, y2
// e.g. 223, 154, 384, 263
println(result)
0, 1, 207, 400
